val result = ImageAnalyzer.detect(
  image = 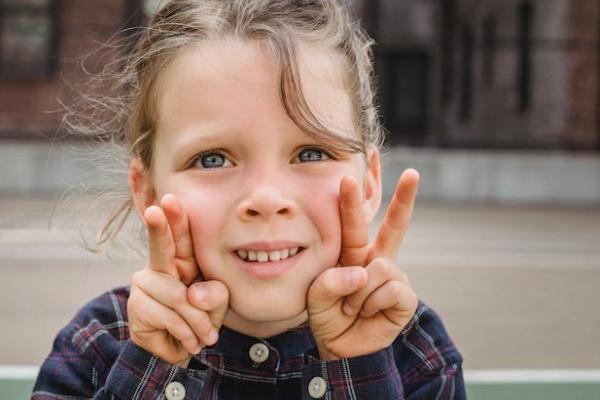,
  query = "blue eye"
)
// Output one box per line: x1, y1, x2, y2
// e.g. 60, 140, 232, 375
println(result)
298, 148, 330, 162
195, 152, 228, 168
